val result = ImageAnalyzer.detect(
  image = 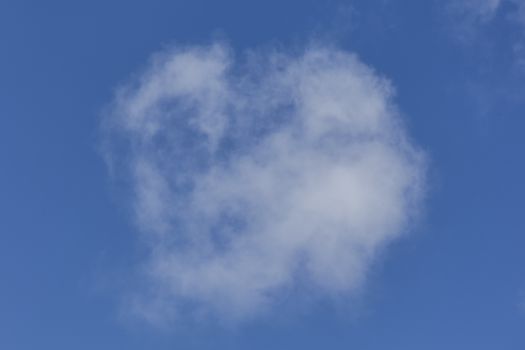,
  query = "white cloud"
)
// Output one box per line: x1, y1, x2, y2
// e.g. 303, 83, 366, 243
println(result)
448, 0, 525, 73
103, 43, 426, 323
457, 0, 503, 21
452, 0, 525, 24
